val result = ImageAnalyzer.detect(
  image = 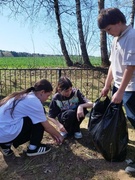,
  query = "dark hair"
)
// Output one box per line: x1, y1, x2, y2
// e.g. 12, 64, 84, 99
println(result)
56, 76, 72, 93
98, 8, 126, 29
33, 79, 53, 92
0, 79, 53, 116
